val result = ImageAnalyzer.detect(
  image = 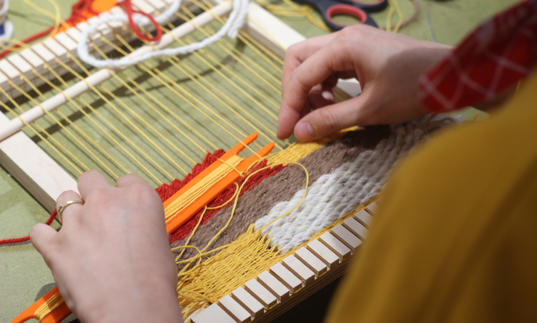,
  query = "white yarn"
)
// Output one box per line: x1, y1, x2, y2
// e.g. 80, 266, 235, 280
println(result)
0, 0, 13, 42
254, 121, 438, 253
77, 0, 249, 68
0, 20, 13, 41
